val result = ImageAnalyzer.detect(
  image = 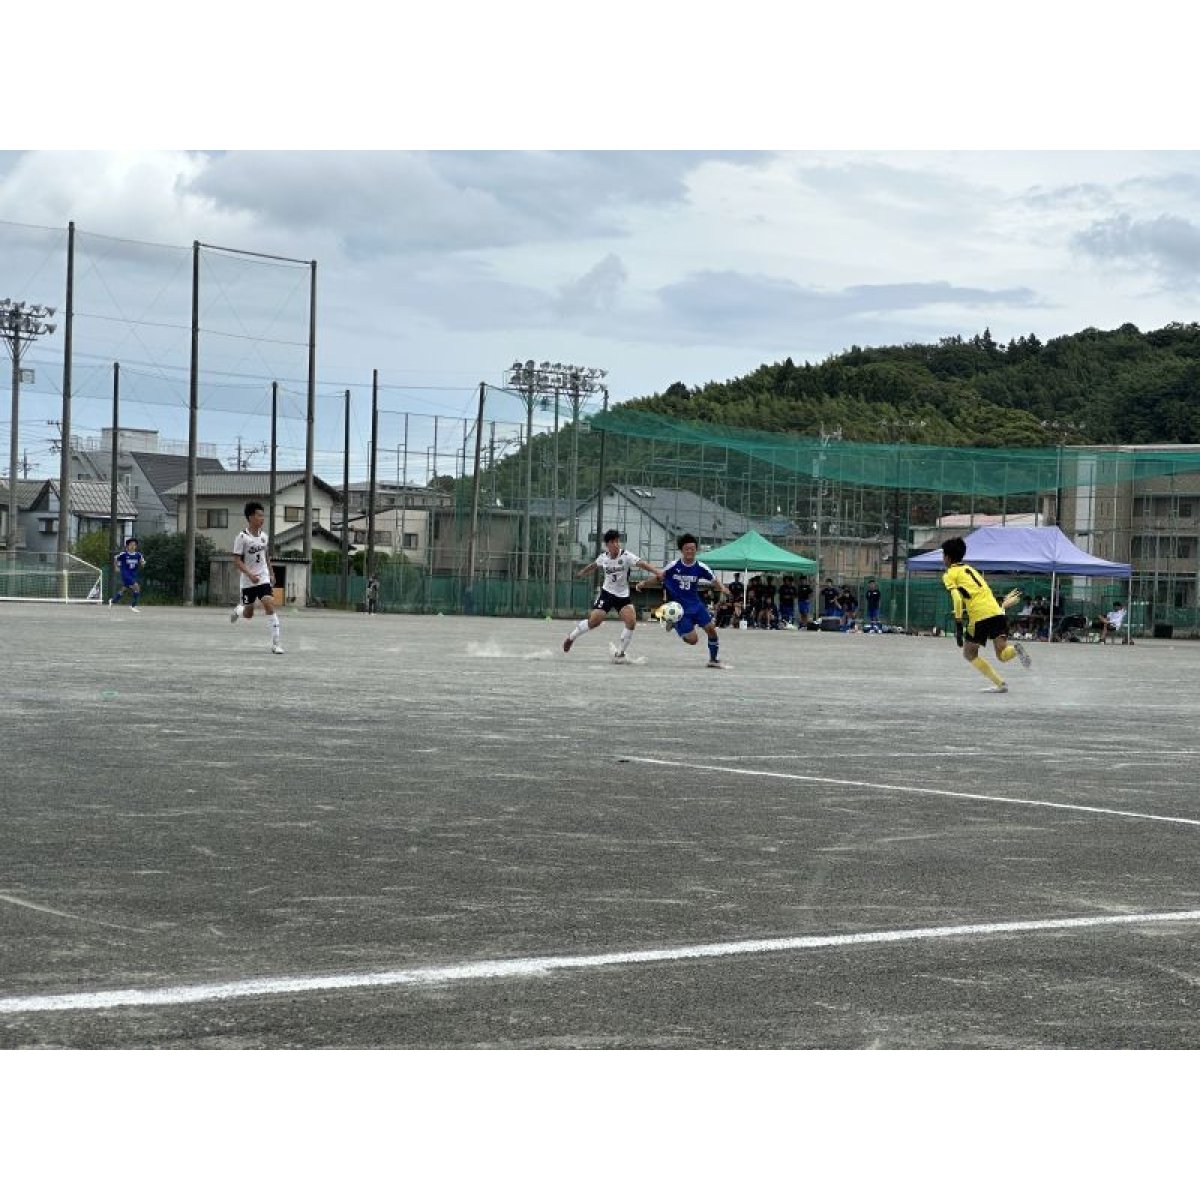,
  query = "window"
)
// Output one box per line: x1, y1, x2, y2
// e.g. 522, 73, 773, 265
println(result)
284, 506, 303, 522
39, 517, 58, 535
202, 509, 228, 529
402, 533, 418, 549
375, 530, 393, 546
